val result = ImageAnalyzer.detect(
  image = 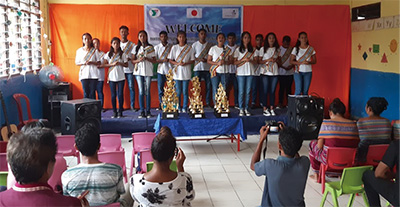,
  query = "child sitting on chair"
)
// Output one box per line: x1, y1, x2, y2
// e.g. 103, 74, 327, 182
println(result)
250, 124, 310, 207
